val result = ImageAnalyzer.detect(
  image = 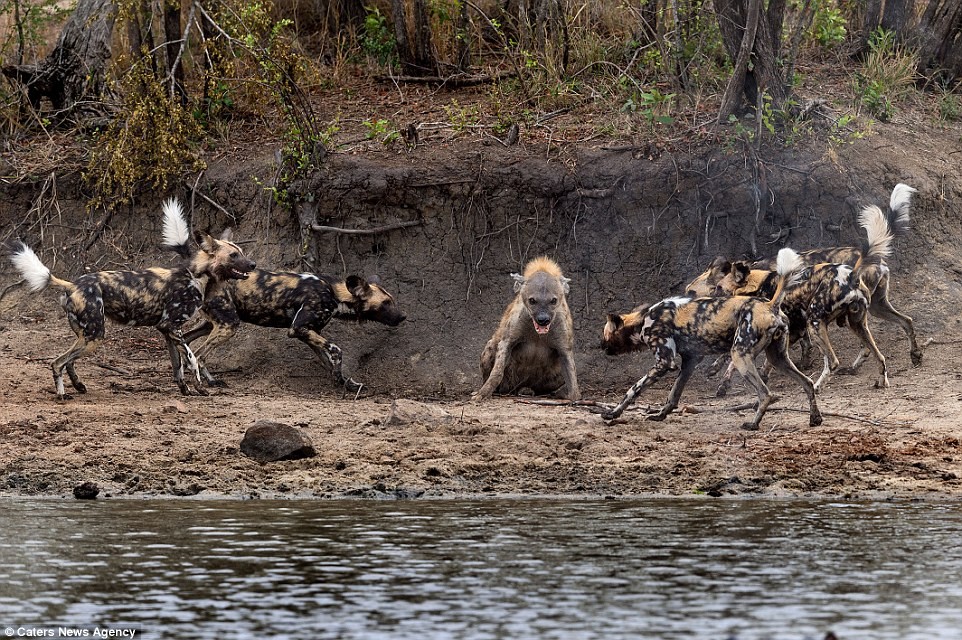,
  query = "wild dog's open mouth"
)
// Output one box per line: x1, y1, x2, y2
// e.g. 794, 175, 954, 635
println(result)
533, 318, 551, 335
231, 269, 251, 279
